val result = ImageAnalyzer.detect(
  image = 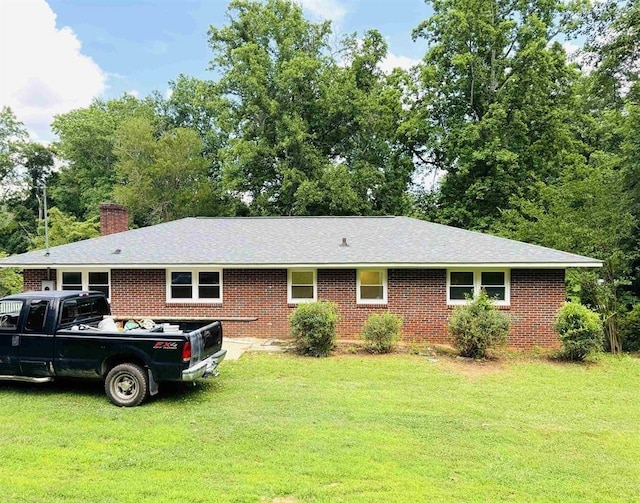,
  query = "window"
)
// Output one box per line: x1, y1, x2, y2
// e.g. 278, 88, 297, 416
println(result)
0, 300, 23, 330
288, 269, 316, 303
89, 272, 110, 297
59, 270, 110, 299
449, 271, 474, 301
61, 272, 82, 290
170, 272, 193, 299
357, 269, 387, 304
167, 270, 222, 303
447, 269, 510, 305
198, 272, 221, 300
60, 296, 110, 327
25, 300, 49, 331
481, 271, 506, 301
